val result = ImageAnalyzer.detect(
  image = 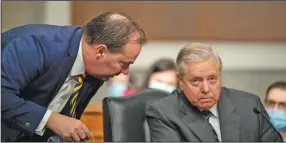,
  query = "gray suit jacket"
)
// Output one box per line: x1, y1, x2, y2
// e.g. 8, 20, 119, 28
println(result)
146, 87, 283, 142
